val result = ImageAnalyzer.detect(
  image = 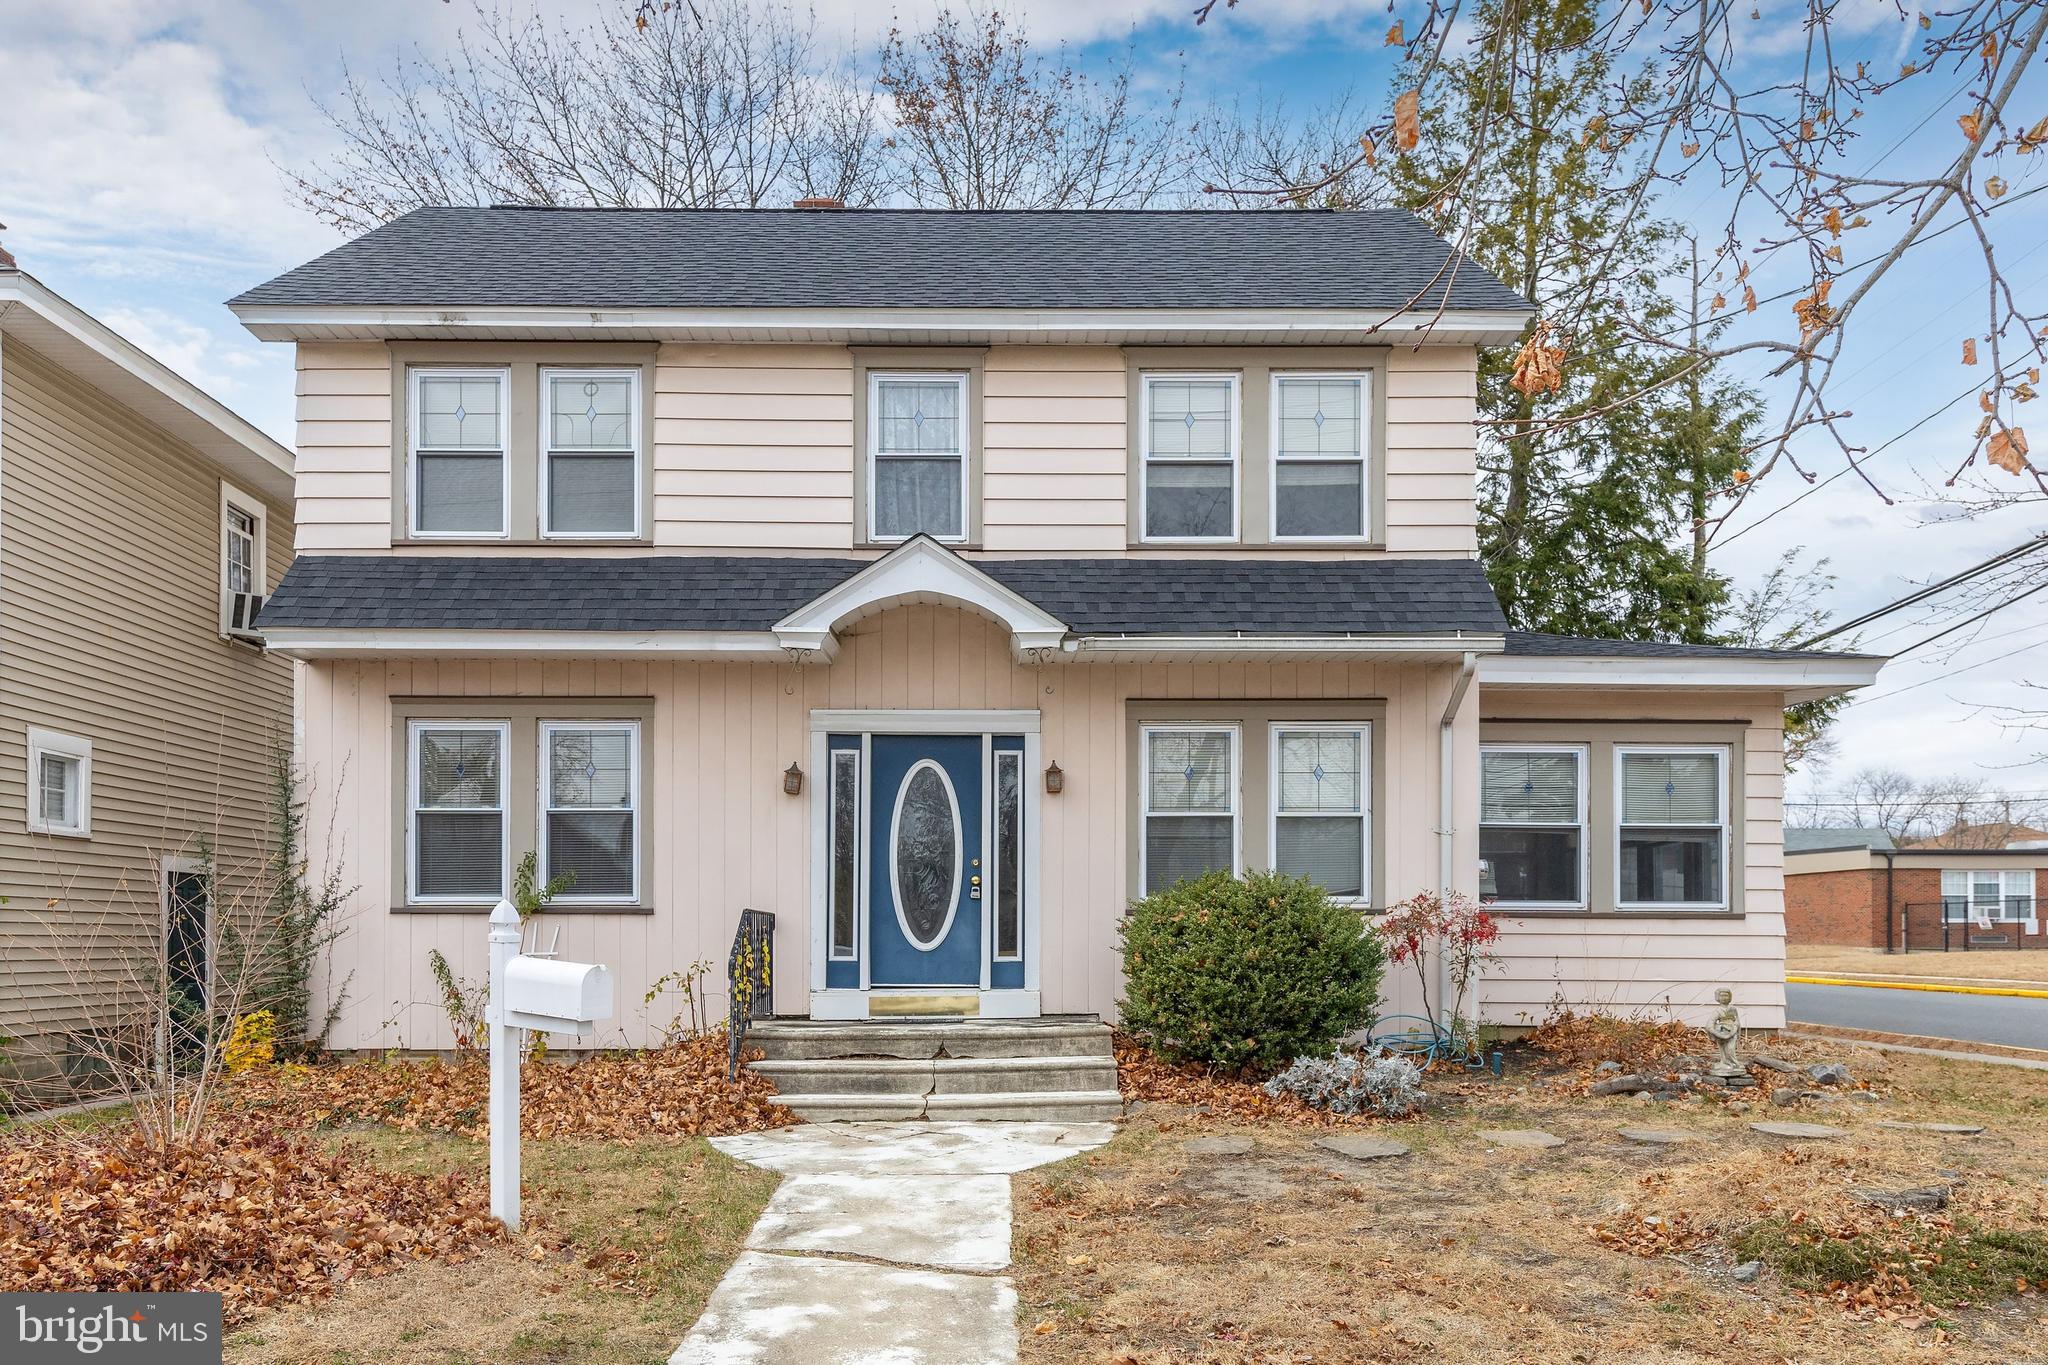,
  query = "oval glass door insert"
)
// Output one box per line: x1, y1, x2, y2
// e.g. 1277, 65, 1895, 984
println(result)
890, 759, 962, 950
